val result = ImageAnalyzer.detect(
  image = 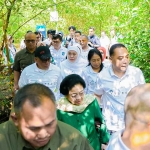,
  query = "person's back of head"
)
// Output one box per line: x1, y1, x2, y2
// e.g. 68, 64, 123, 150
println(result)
123, 83, 150, 149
